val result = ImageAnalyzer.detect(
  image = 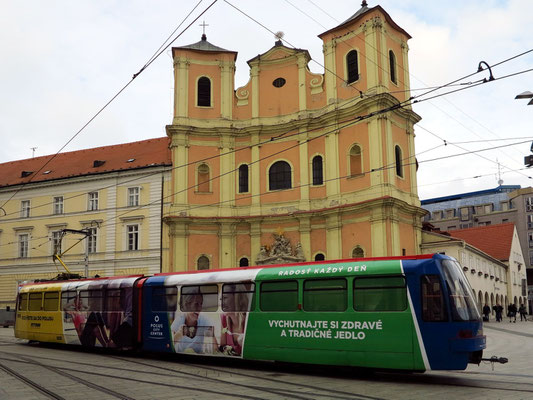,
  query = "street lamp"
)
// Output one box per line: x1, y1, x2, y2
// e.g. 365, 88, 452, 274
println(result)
515, 91, 533, 105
